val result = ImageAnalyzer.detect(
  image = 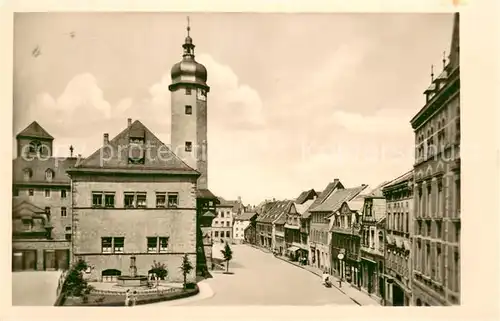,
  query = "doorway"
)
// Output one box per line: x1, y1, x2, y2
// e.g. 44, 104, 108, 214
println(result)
392, 284, 405, 306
